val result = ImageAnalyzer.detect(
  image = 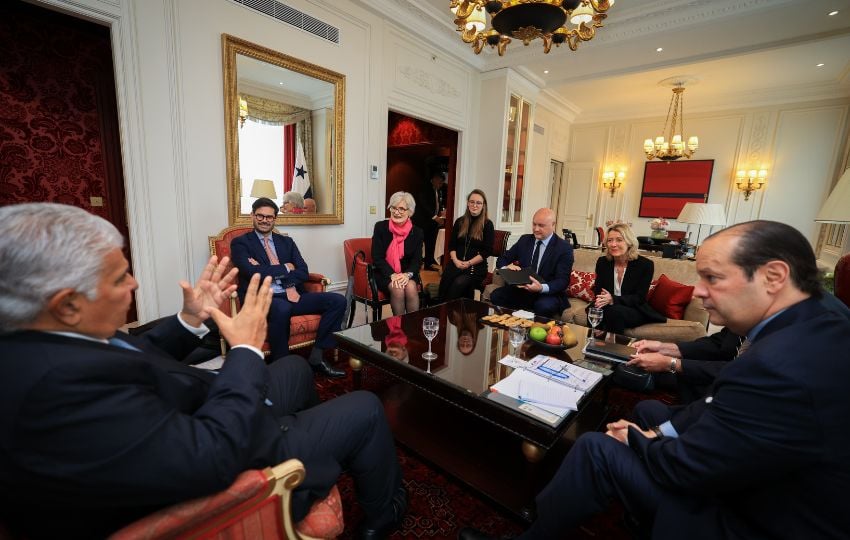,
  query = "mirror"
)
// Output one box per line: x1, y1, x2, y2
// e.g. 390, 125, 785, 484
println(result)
222, 34, 344, 225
